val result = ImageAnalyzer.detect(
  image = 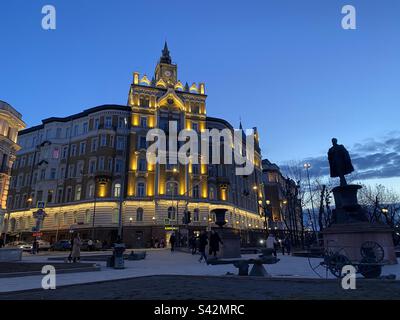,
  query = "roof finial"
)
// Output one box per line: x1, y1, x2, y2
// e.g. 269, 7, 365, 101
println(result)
160, 41, 172, 64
